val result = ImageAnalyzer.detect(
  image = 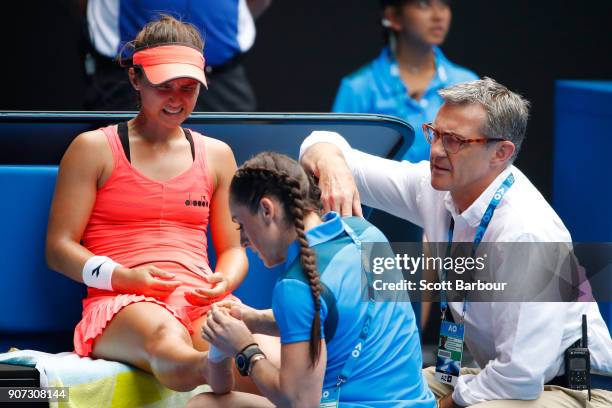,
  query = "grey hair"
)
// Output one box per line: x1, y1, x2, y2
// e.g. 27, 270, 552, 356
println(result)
438, 77, 530, 162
